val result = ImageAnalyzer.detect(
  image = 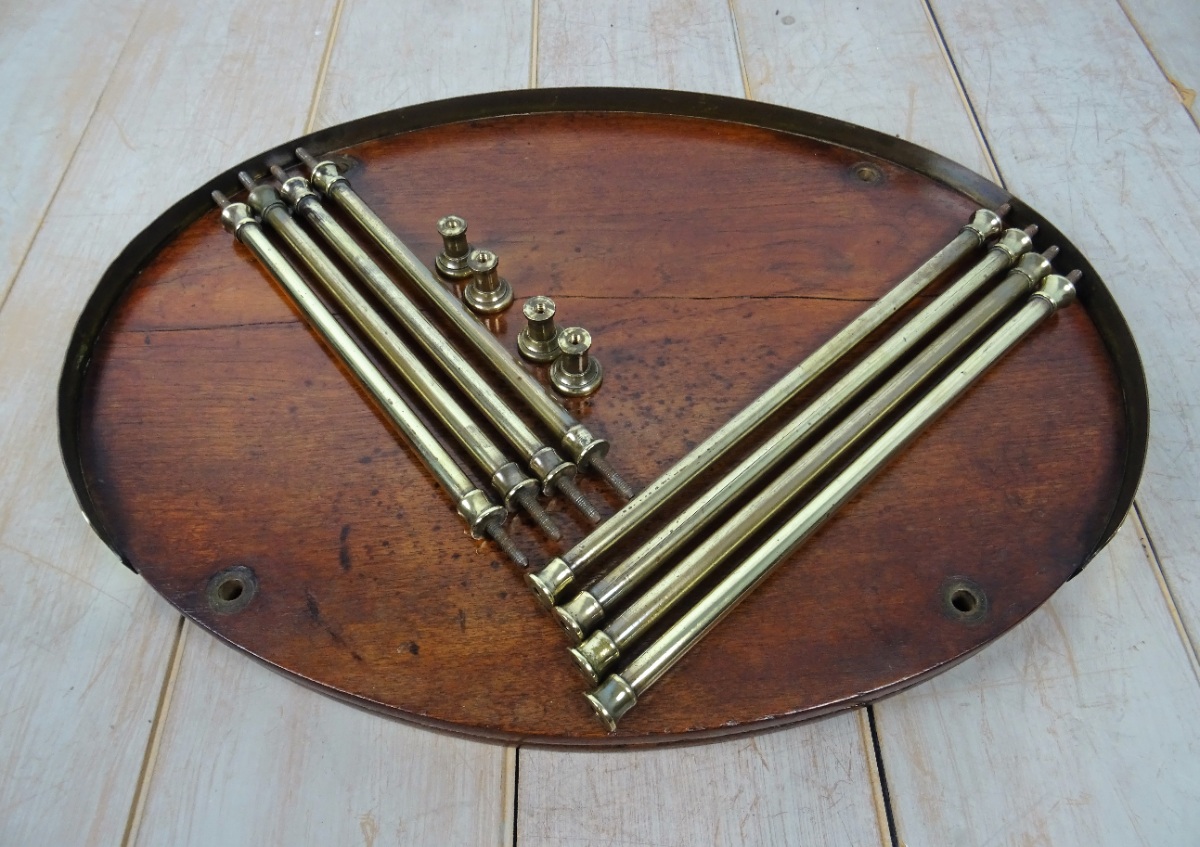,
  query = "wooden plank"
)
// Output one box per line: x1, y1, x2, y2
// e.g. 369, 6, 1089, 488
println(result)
519, 710, 888, 846
0, 0, 146, 307
126, 2, 535, 843
0, 1, 345, 843
311, 0, 533, 126
537, 0, 744, 94
515, 1, 884, 841
132, 623, 512, 847
731, 0, 993, 175
1118, 0, 1200, 124
877, 520, 1200, 844
925, 0, 1200, 683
